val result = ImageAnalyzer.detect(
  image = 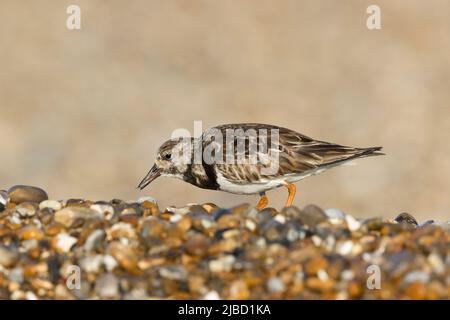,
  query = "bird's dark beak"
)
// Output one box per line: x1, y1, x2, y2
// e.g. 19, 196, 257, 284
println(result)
137, 164, 161, 190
